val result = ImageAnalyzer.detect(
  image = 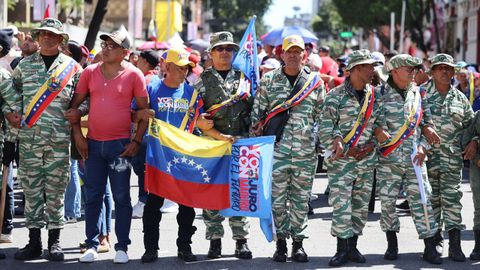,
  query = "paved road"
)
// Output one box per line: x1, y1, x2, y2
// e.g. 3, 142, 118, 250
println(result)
1, 172, 480, 269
